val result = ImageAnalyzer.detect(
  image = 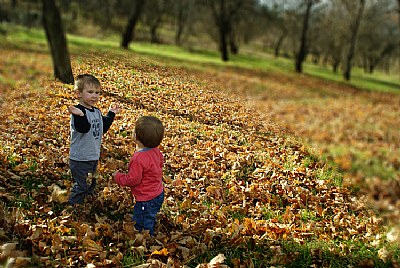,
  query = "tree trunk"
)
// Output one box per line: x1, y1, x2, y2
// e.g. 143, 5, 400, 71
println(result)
295, 0, 313, 73
216, 0, 229, 61
361, 55, 368, 72
175, 7, 184, 45
368, 43, 396, 74
175, 1, 188, 46
150, 17, 161, 43
343, 0, 365, 81
207, 0, 244, 62
121, 0, 145, 49
332, 58, 340, 73
274, 34, 286, 57
398, 0, 400, 31
368, 64, 374, 74
42, 0, 74, 84
229, 29, 238, 54
219, 25, 229, 61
